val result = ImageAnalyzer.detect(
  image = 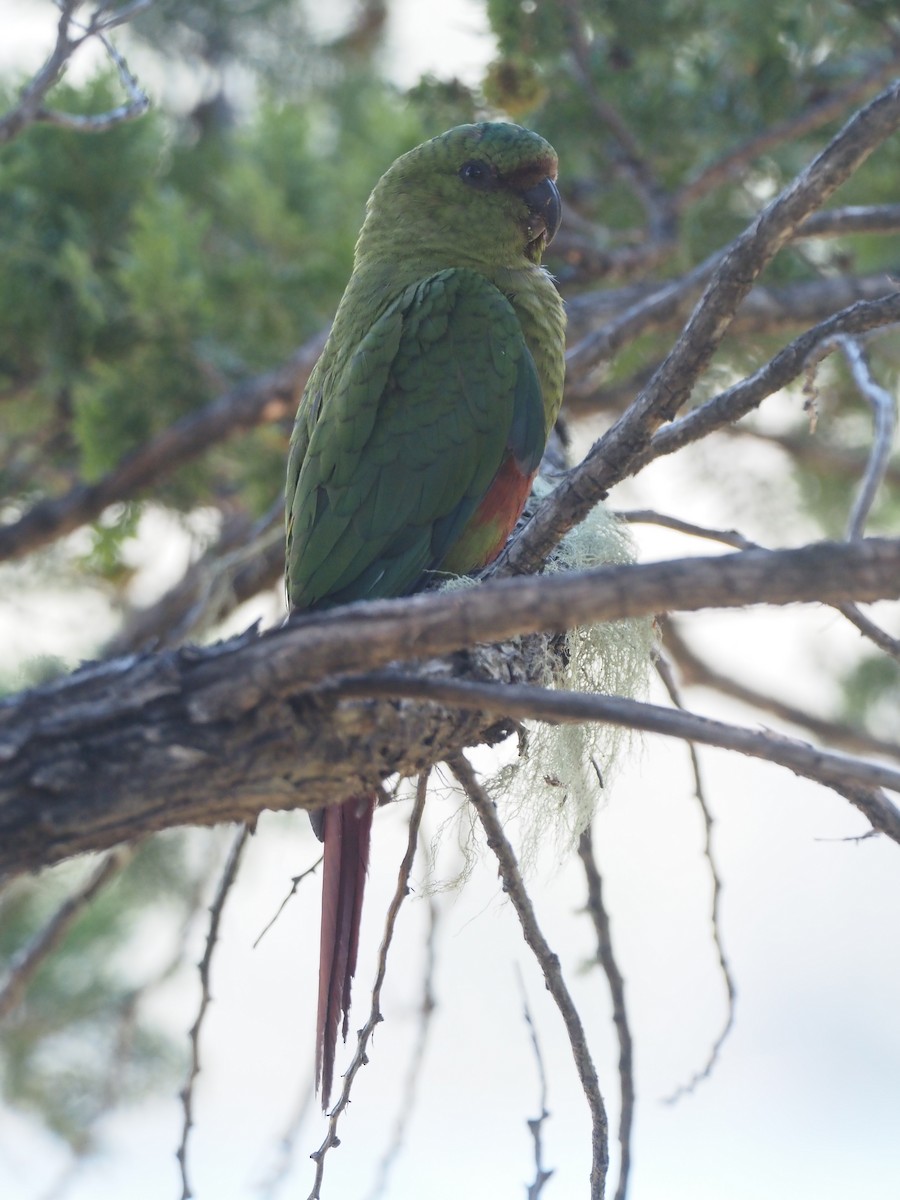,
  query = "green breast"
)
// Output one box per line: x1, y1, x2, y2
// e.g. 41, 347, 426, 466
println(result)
499, 266, 566, 440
